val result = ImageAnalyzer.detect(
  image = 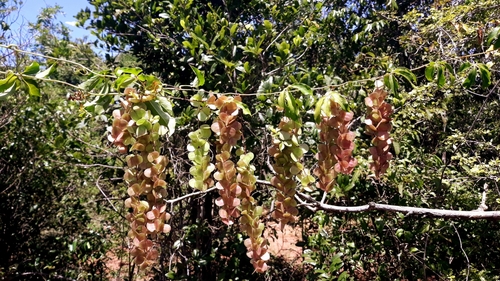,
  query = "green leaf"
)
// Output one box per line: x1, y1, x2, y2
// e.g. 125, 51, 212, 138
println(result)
230, 23, 238, 36
458, 62, 471, 73
477, 63, 491, 88
486, 27, 500, 46
393, 140, 400, 156
394, 67, 416, 85
0, 82, 16, 100
234, 100, 251, 115
289, 83, 313, 97
0, 72, 18, 99
115, 67, 143, 76
444, 63, 455, 84
494, 37, 500, 50
425, 62, 435, 82
338, 271, 349, 281
145, 100, 176, 136
189, 65, 205, 87
35, 64, 55, 78
314, 96, 325, 124
277, 90, 285, 109
284, 90, 300, 122
23, 62, 40, 75
263, 20, 272, 30
463, 66, 476, 88
78, 75, 101, 91
437, 65, 445, 88
258, 76, 273, 93
23, 77, 40, 96
189, 32, 210, 49
384, 73, 398, 95
114, 74, 136, 89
